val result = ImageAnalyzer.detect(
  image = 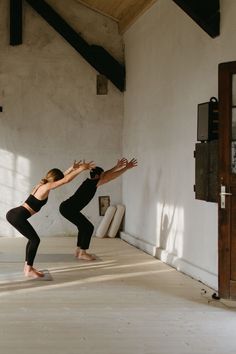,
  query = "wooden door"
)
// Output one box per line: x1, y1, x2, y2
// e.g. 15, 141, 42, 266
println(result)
218, 61, 236, 299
